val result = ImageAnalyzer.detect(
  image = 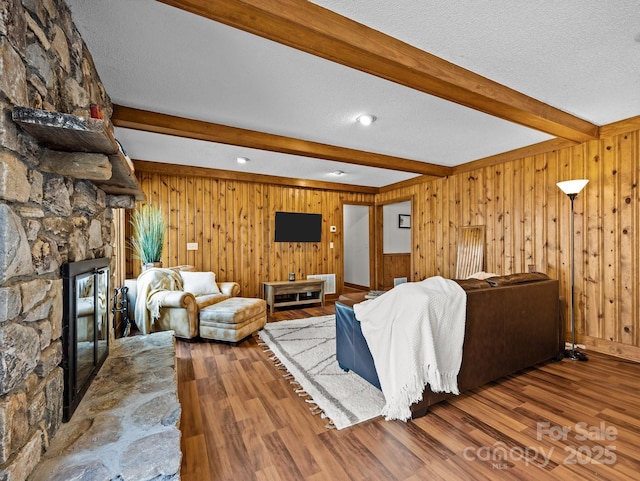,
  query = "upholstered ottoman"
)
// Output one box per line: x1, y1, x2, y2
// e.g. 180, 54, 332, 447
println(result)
199, 297, 267, 343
